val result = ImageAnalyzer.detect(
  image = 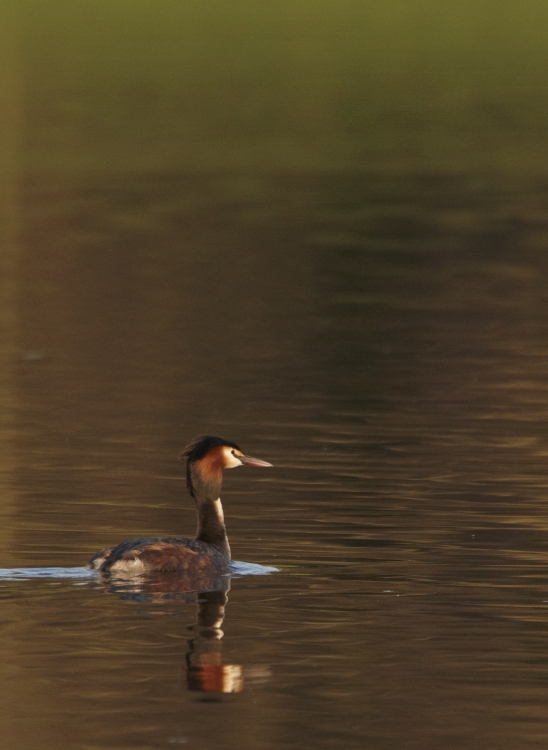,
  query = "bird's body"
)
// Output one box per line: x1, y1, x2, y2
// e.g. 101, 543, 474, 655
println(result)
87, 436, 272, 576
